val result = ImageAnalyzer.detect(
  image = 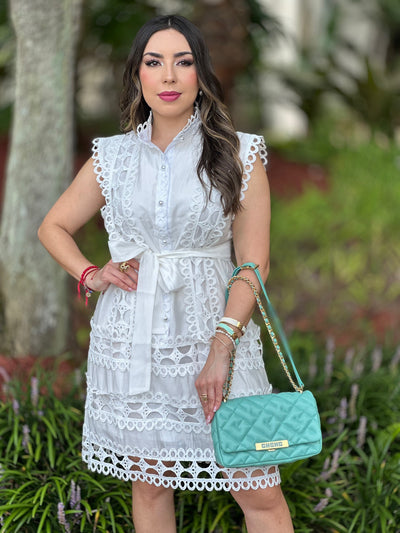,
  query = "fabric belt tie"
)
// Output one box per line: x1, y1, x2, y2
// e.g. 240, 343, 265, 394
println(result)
108, 240, 232, 394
